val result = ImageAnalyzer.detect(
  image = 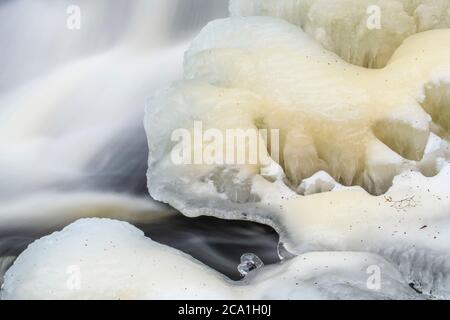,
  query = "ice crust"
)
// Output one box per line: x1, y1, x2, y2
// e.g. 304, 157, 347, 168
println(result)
0, 219, 420, 300
144, 1, 450, 299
